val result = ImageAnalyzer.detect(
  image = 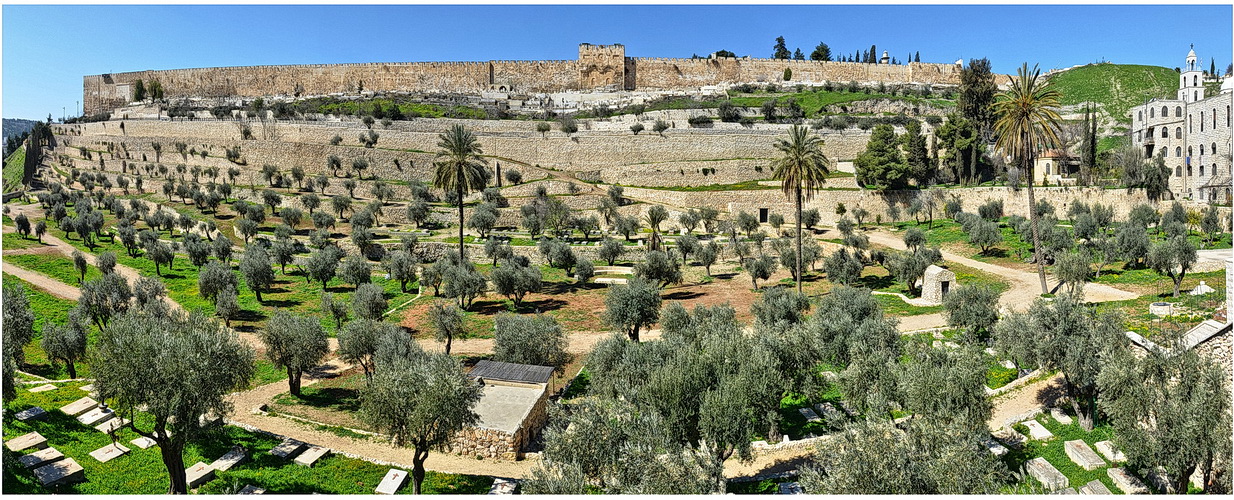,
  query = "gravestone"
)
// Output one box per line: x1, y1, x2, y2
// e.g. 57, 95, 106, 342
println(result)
1055, 487, 1078, 494
1190, 469, 1205, 491
981, 437, 1008, 457
60, 397, 98, 417
269, 437, 306, 459
1049, 408, 1073, 425
18, 447, 64, 469
79, 384, 94, 392
796, 407, 822, 423
1022, 420, 1054, 441
238, 485, 266, 494
130, 436, 157, 449
488, 478, 517, 495
777, 482, 805, 495
89, 443, 130, 463
813, 403, 845, 422
77, 407, 116, 426
1025, 457, 1068, 491
33, 457, 84, 487
212, 446, 248, 472
28, 384, 57, 393
1106, 468, 1148, 494
5, 432, 47, 452
1079, 479, 1112, 495
993, 428, 1026, 449
185, 461, 215, 488
1093, 441, 1126, 463
376, 468, 408, 495
1145, 467, 1174, 494
836, 400, 858, 418
1064, 440, 1106, 470
15, 407, 47, 421
293, 445, 329, 467
96, 417, 130, 434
